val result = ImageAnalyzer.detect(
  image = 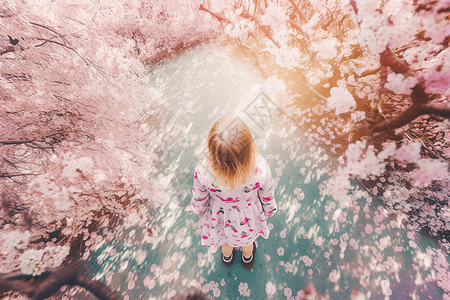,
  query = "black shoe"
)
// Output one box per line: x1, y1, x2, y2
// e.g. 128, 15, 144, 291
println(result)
222, 249, 235, 267
241, 242, 256, 270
